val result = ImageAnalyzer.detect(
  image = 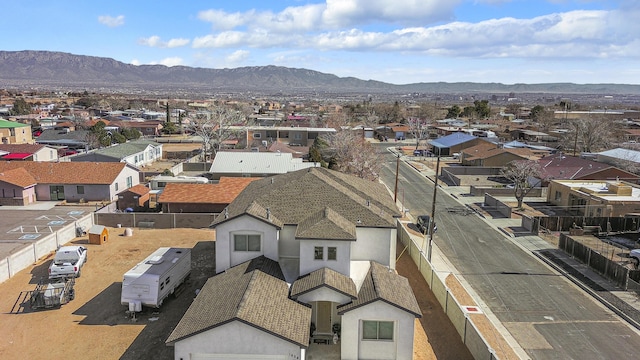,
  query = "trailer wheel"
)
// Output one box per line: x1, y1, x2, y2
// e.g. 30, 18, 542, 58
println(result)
632, 257, 640, 269
69, 289, 75, 301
